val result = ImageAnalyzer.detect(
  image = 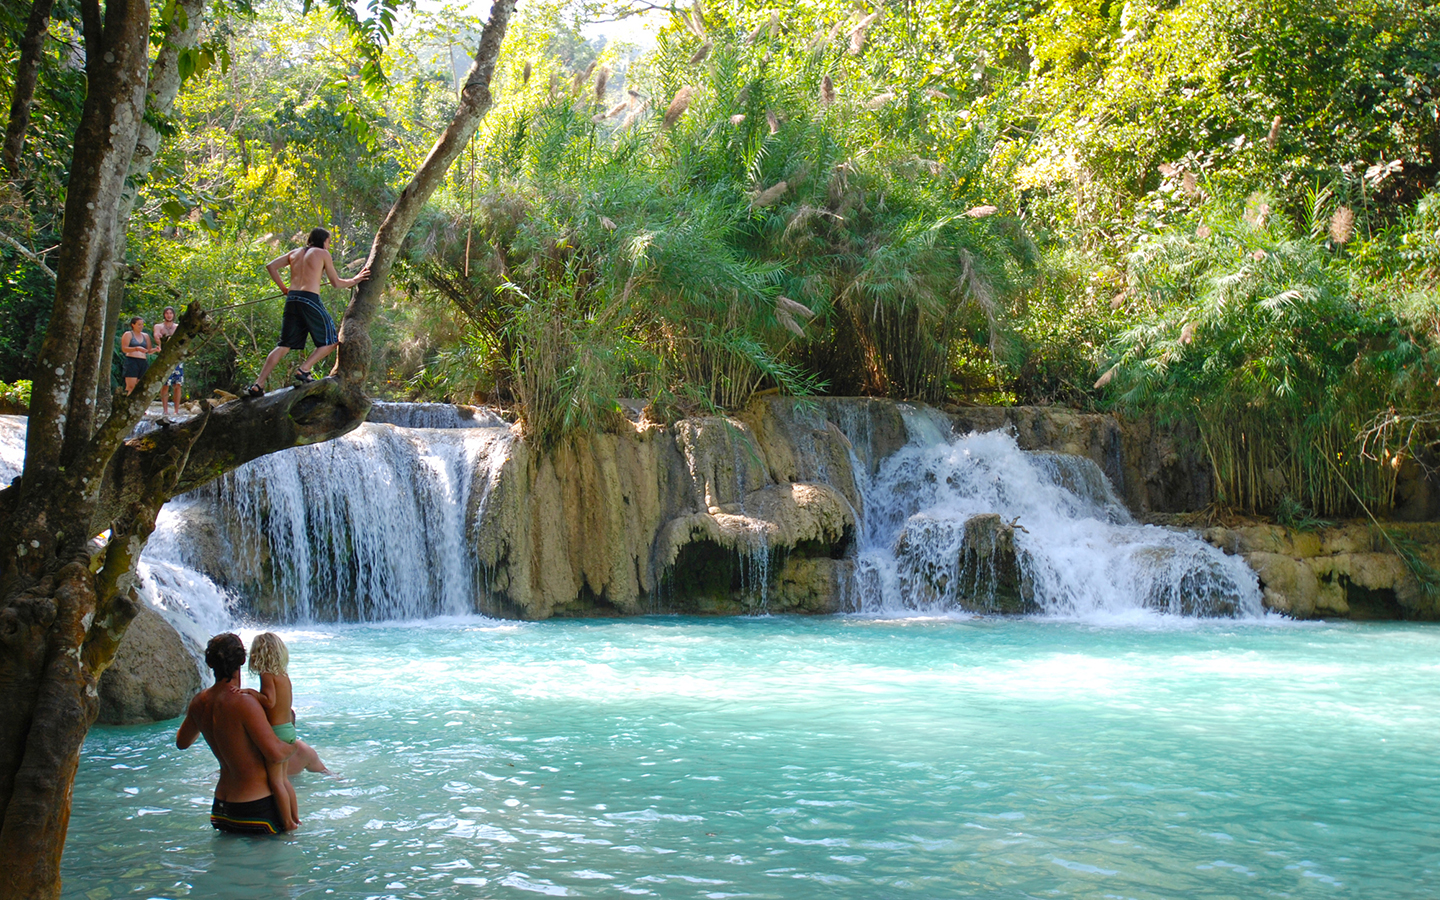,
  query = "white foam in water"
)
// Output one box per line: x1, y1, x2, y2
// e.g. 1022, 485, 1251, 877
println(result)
212, 420, 513, 622
368, 401, 506, 429
136, 504, 239, 681
847, 409, 1264, 619
0, 415, 26, 487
